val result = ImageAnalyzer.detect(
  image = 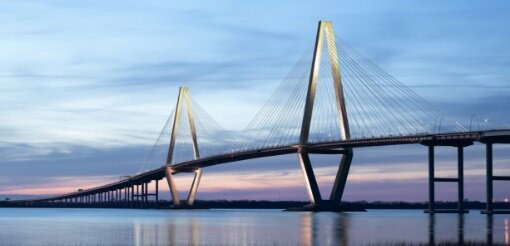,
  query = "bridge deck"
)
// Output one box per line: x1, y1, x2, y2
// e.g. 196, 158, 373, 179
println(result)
20, 129, 510, 203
